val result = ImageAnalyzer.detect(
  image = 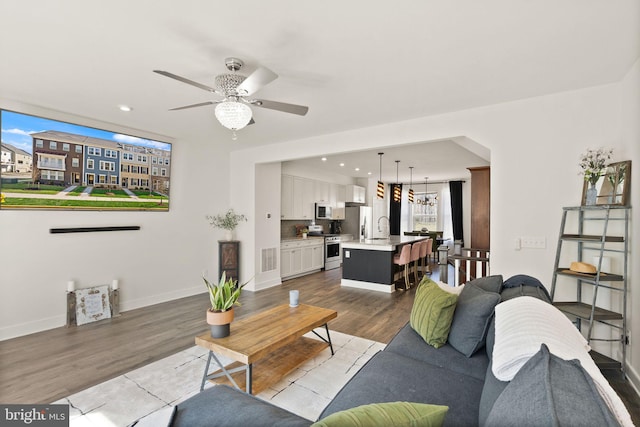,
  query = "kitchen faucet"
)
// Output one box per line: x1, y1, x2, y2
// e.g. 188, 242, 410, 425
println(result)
377, 216, 390, 238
